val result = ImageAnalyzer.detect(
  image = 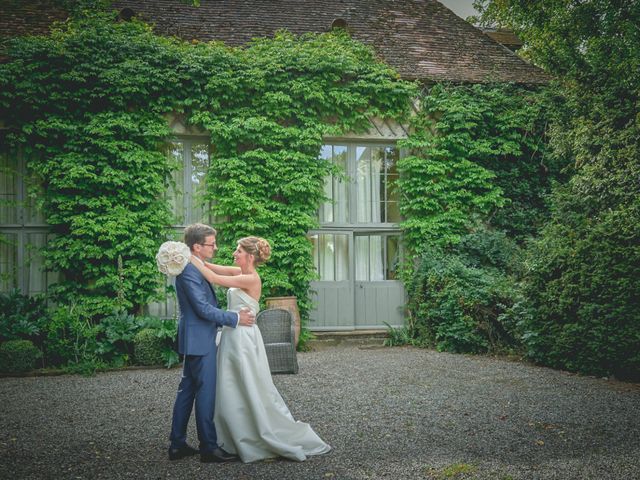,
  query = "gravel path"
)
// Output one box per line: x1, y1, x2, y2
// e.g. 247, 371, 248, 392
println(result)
1, 345, 639, 480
